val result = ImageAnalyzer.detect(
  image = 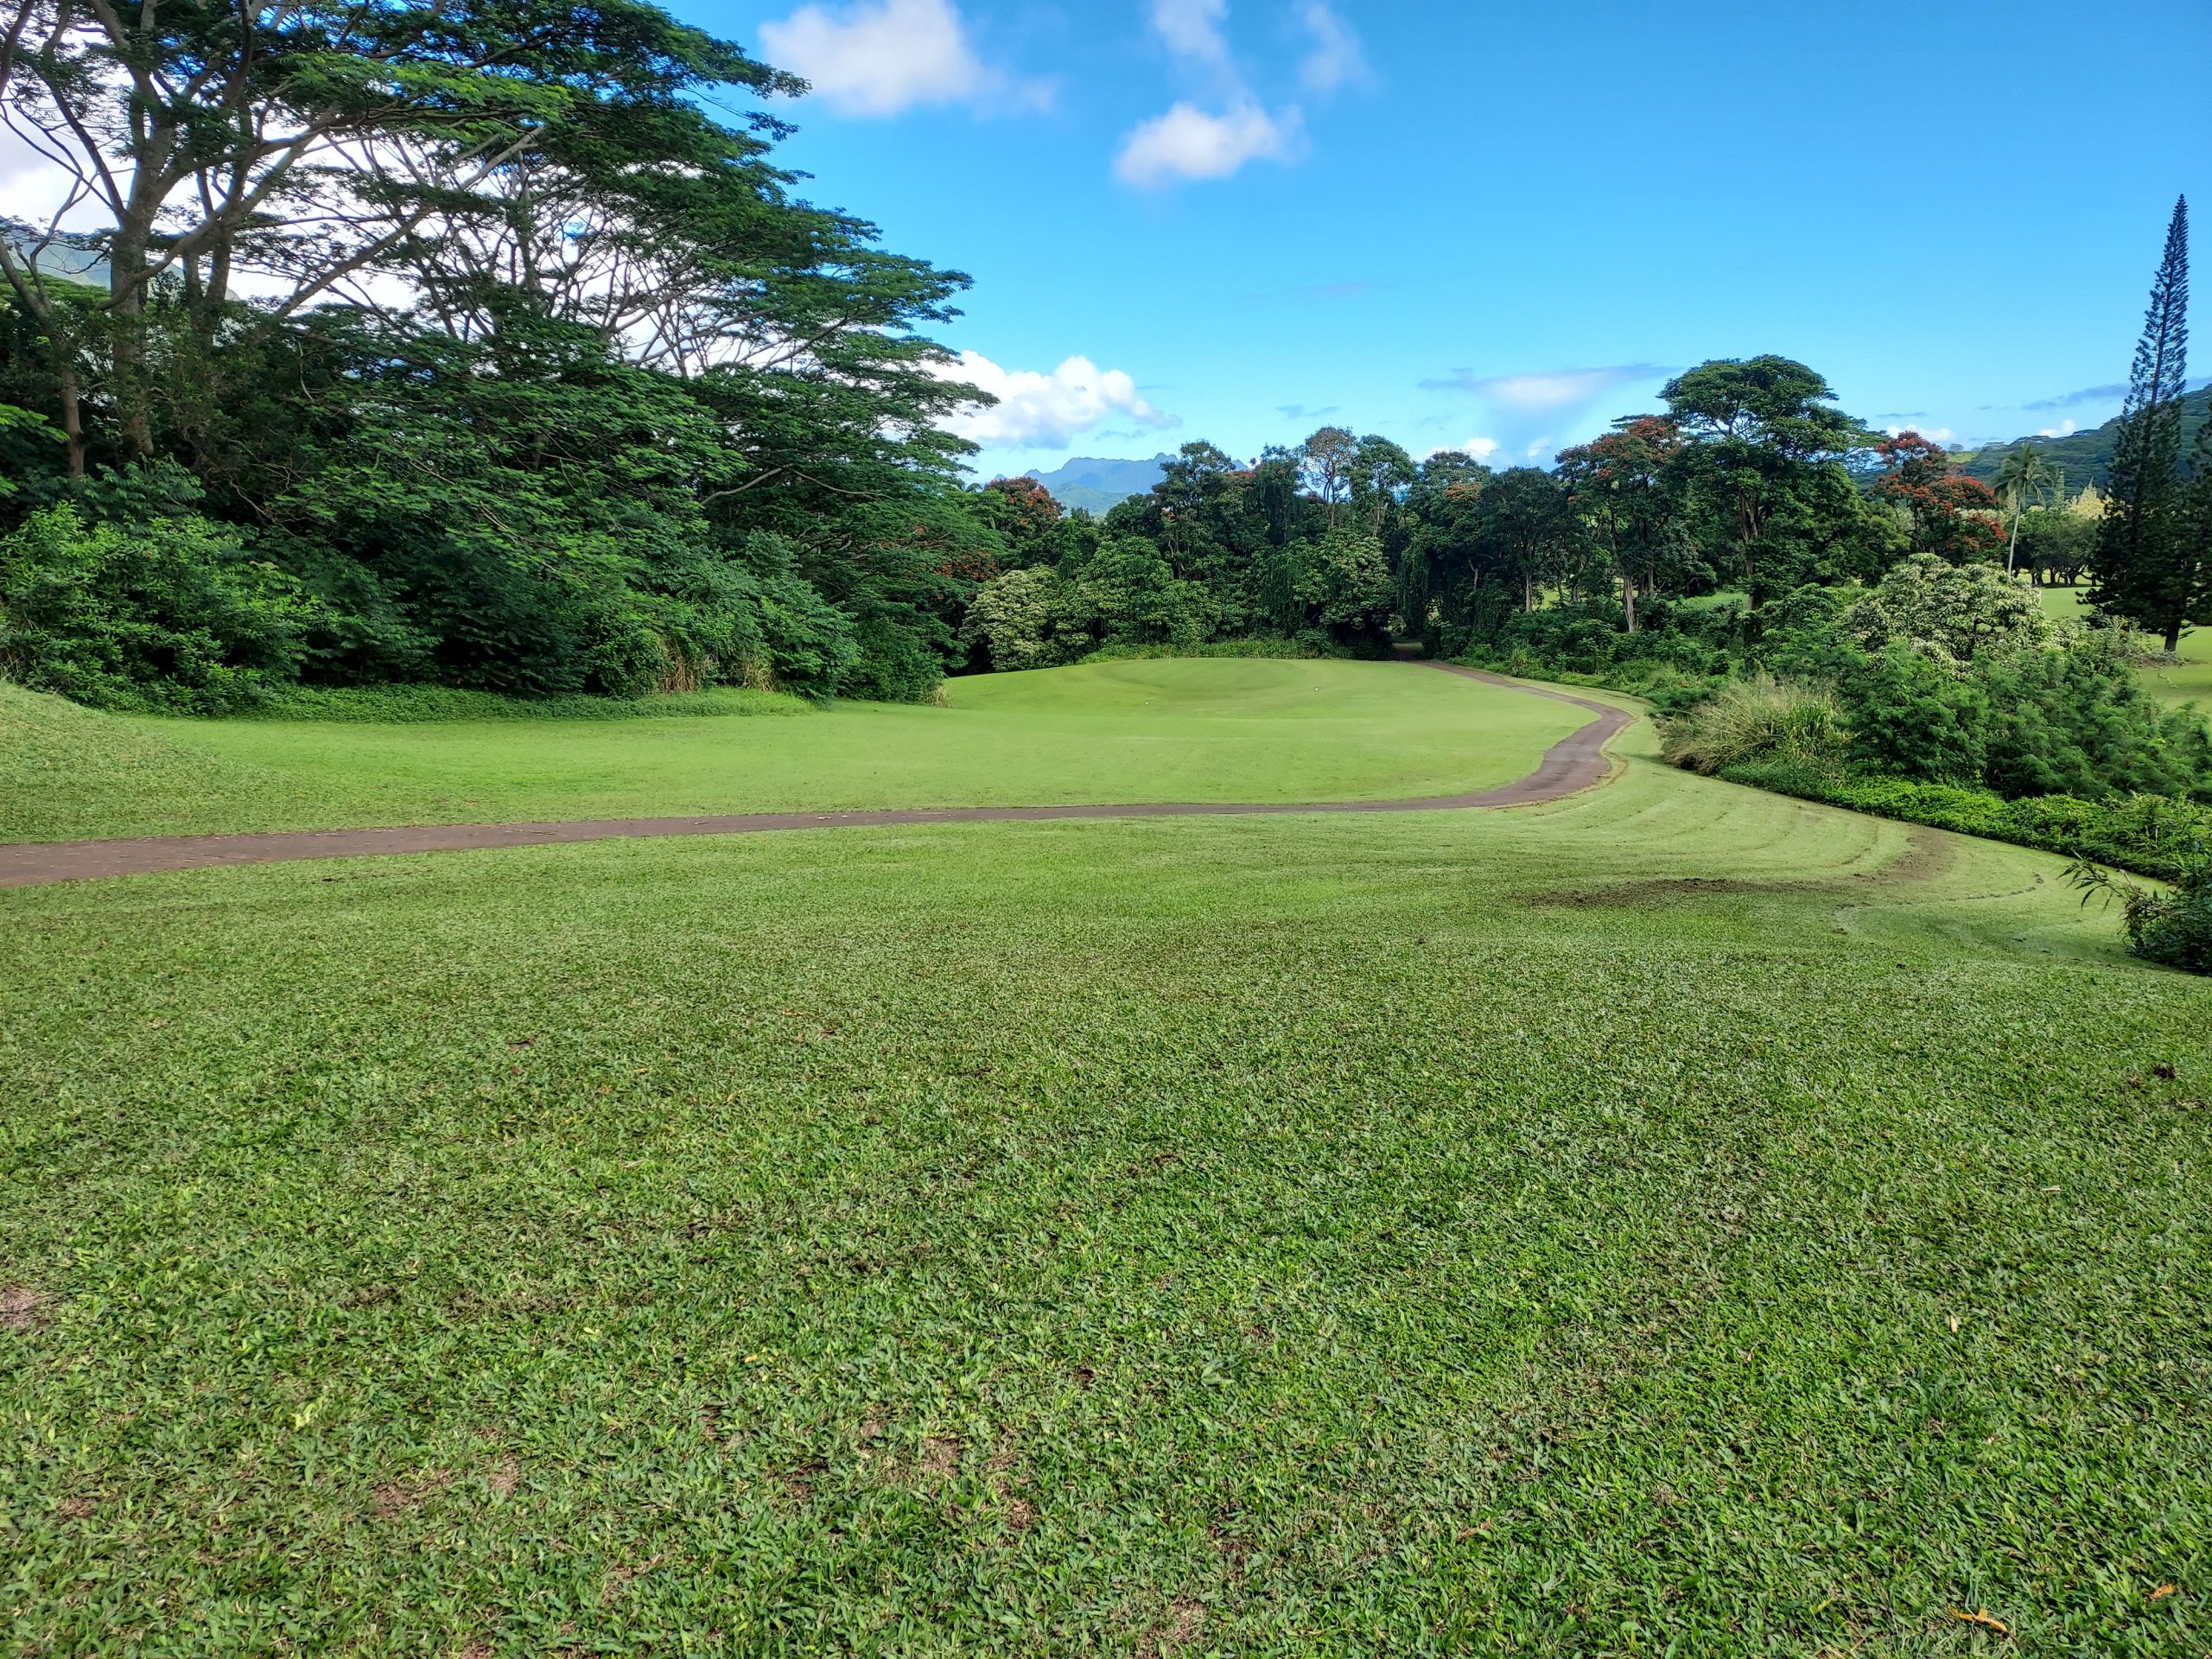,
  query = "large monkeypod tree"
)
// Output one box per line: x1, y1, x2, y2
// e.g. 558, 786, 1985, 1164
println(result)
0, 0, 996, 700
